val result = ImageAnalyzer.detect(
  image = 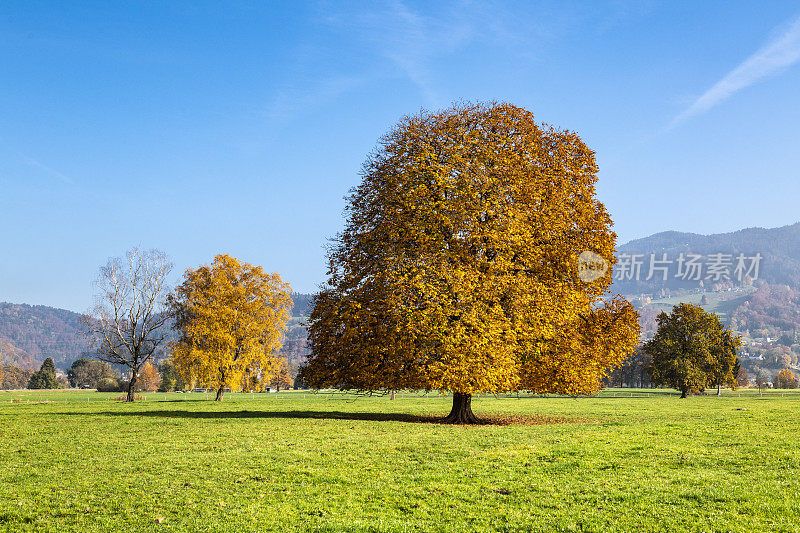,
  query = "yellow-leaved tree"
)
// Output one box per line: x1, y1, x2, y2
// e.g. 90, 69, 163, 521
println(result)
776, 368, 797, 389
136, 362, 161, 392
271, 358, 292, 391
169, 254, 293, 400
298, 102, 640, 423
